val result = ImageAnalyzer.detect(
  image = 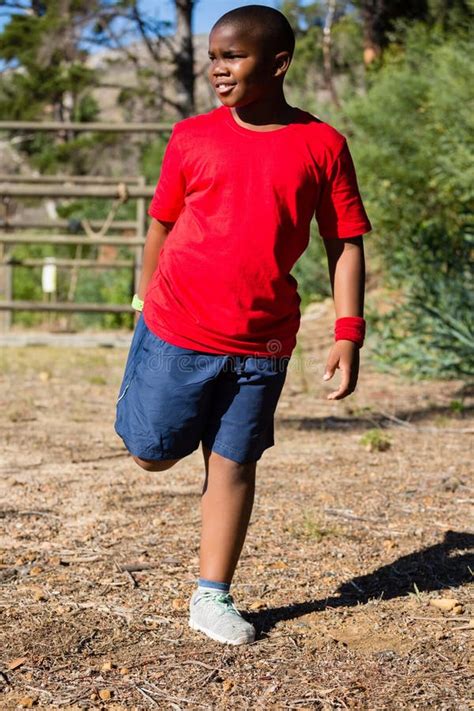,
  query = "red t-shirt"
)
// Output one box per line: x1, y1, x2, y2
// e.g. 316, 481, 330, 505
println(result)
144, 106, 372, 356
